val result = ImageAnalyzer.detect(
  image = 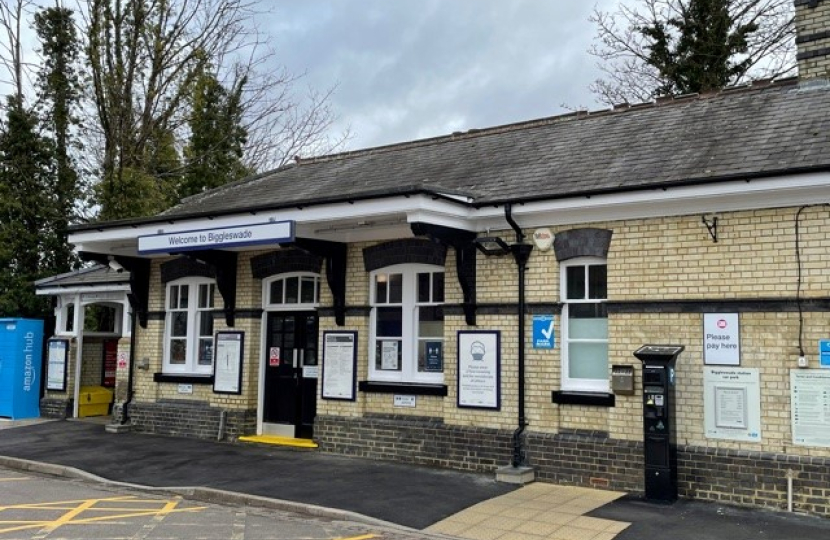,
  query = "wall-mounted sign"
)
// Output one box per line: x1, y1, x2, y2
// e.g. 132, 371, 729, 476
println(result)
457, 331, 500, 410
703, 313, 740, 365
138, 220, 294, 254
269, 347, 281, 367
532, 315, 555, 349
703, 367, 761, 442
819, 340, 830, 369
322, 332, 357, 401
177, 384, 193, 394
46, 339, 69, 392
791, 369, 830, 447
394, 395, 416, 408
213, 331, 244, 394
102, 340, 117, 387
